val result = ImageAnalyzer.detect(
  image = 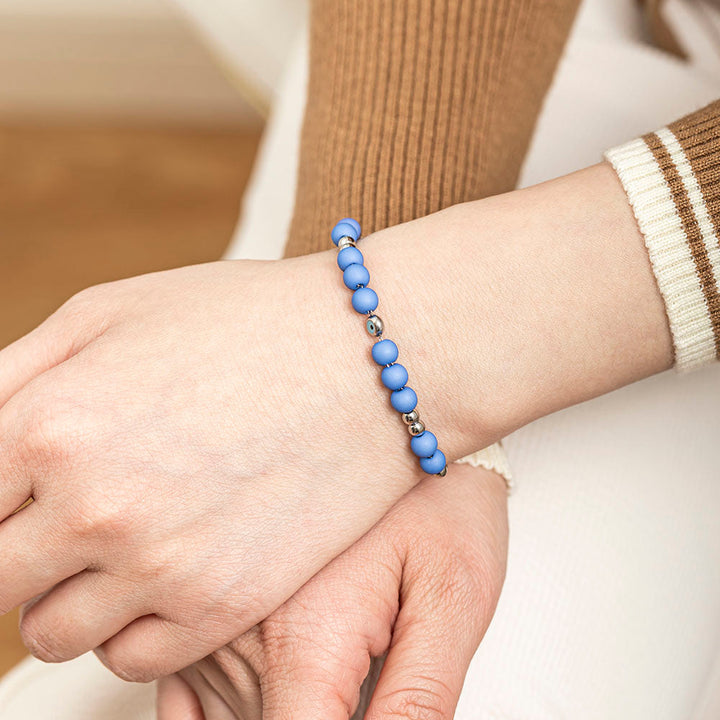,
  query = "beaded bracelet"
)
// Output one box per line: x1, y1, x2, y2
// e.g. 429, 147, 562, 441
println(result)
331, 218, 448, 476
